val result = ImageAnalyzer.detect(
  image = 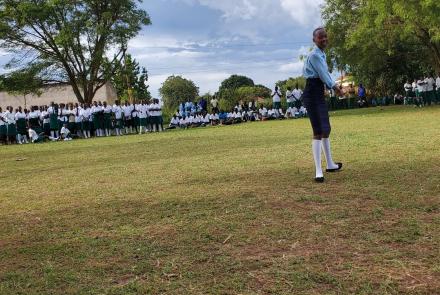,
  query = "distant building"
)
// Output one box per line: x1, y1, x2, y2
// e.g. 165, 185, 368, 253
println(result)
0, 82, 117, 109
